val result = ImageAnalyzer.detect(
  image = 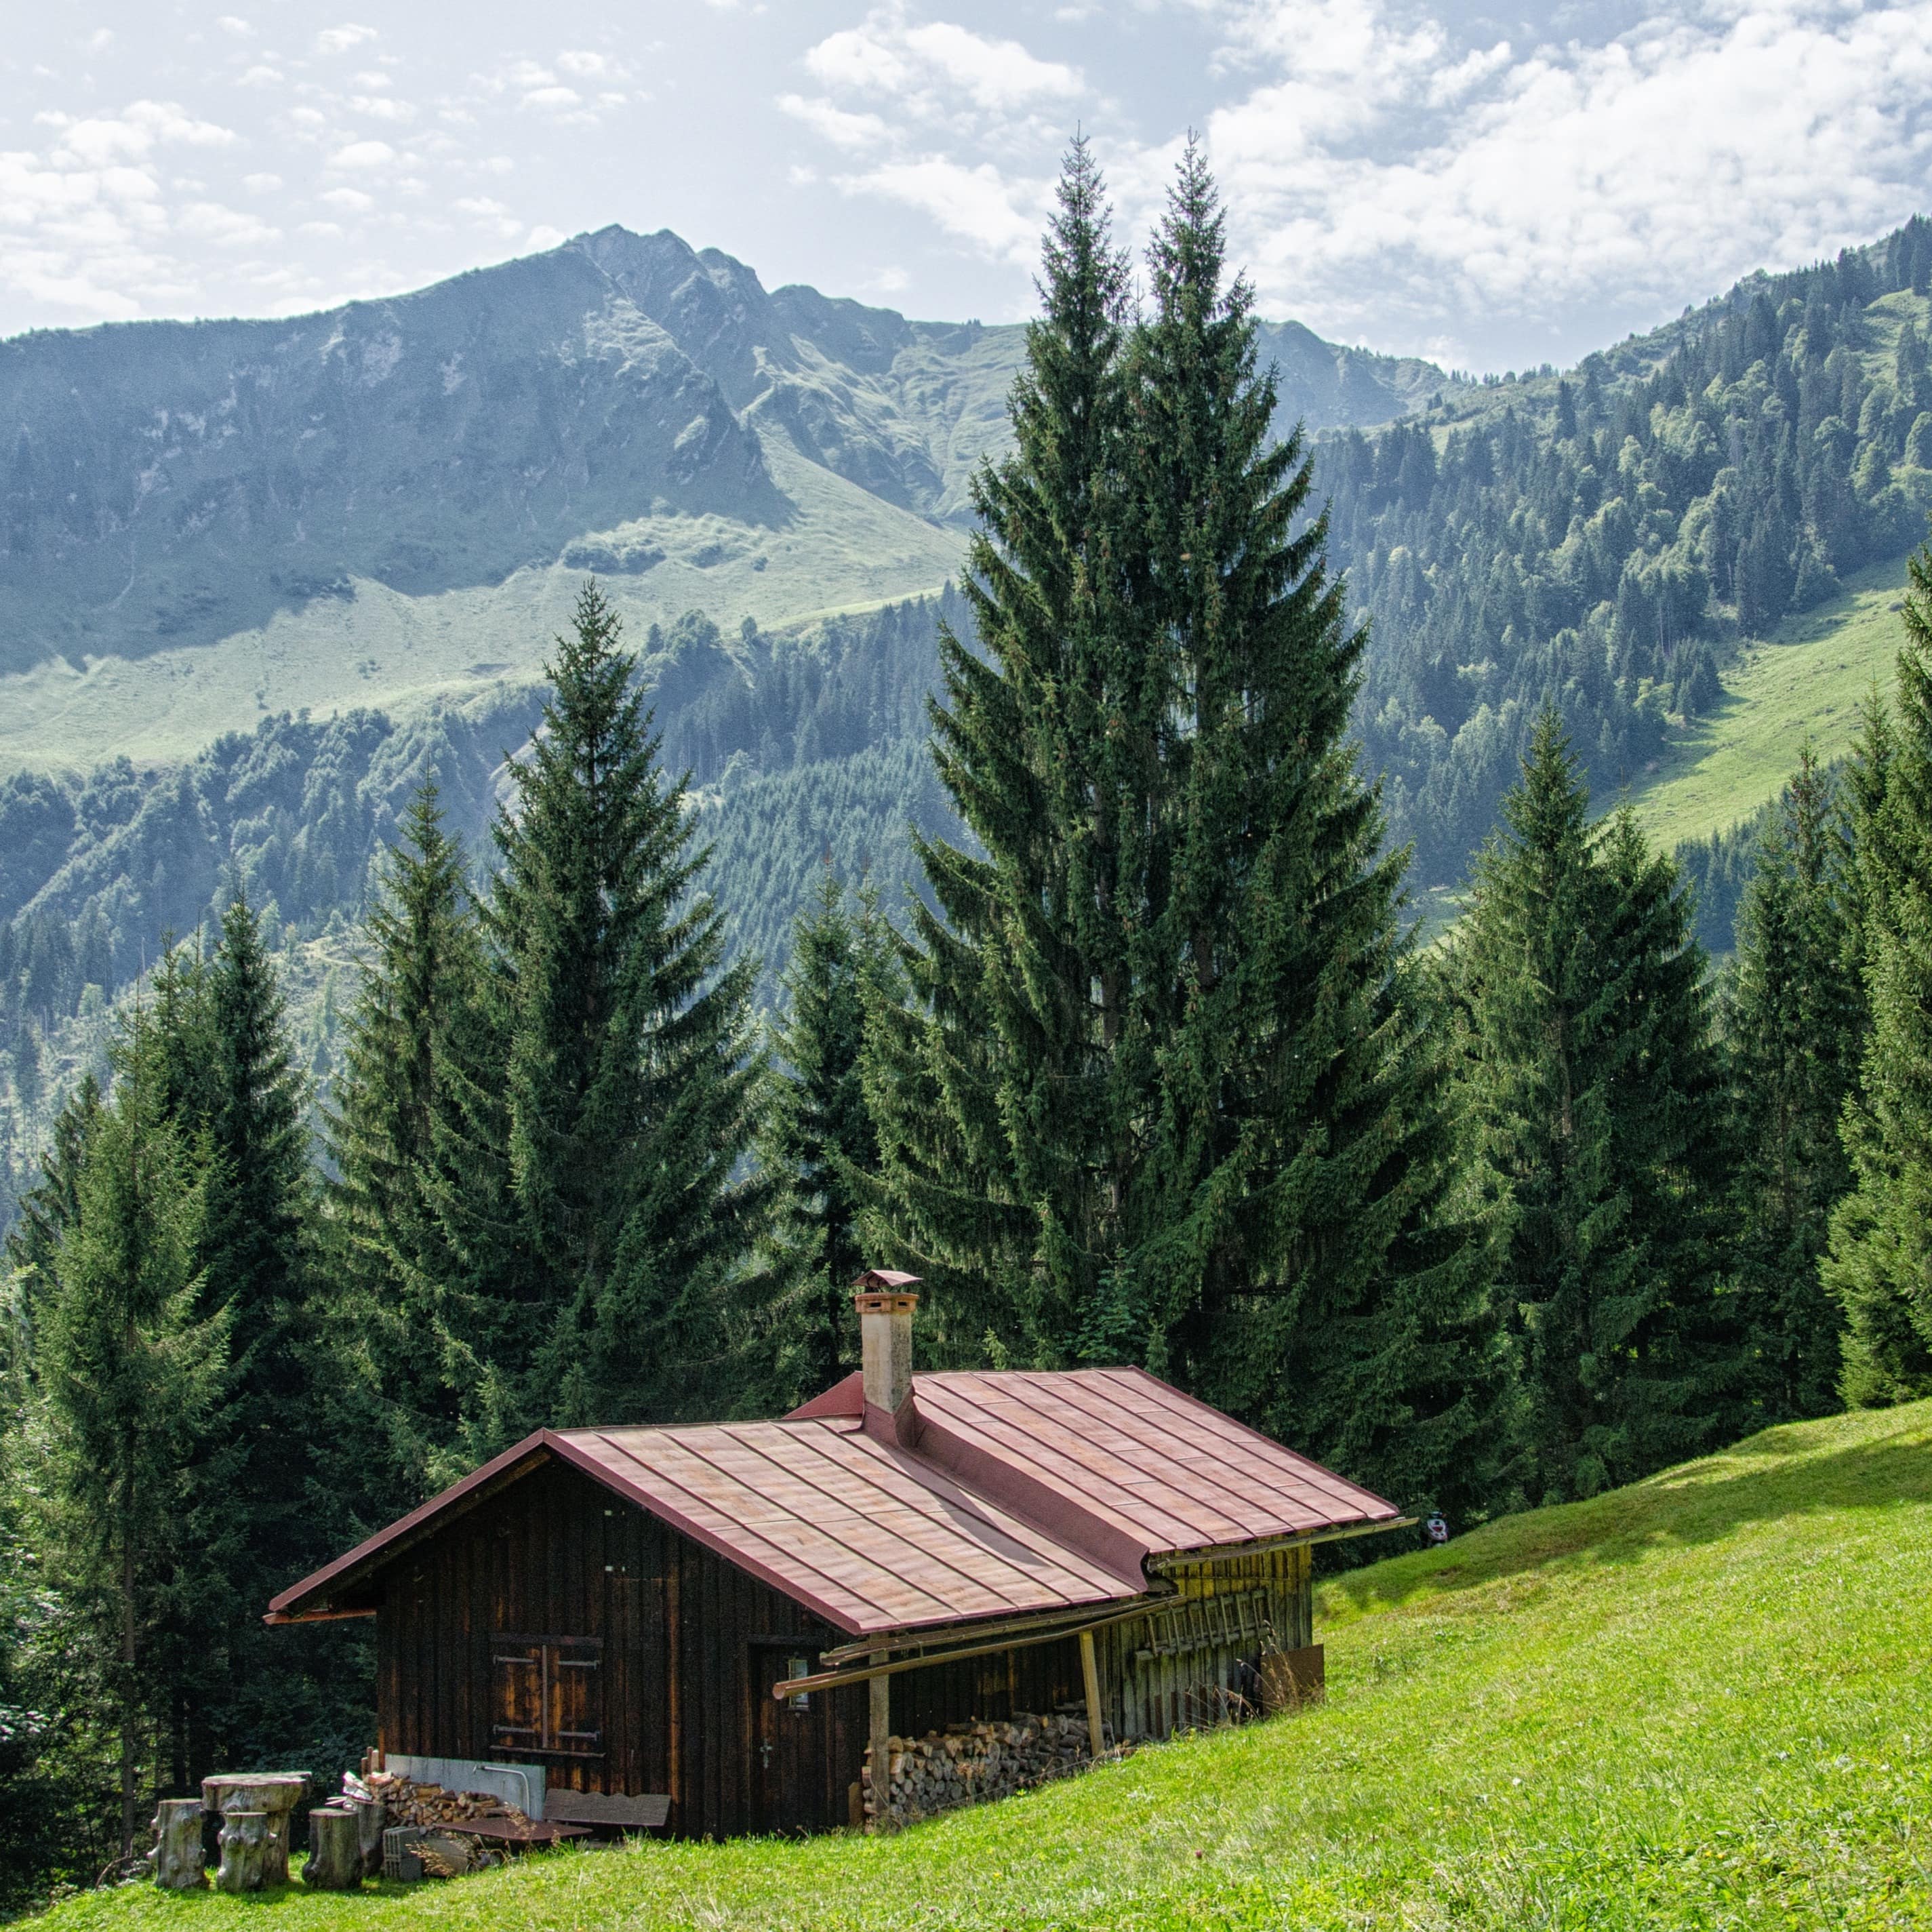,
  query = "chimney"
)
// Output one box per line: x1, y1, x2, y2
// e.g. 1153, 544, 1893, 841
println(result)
853, 1269, 921, 1446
